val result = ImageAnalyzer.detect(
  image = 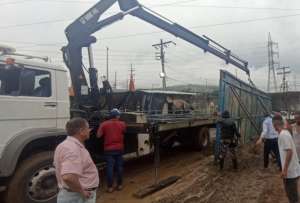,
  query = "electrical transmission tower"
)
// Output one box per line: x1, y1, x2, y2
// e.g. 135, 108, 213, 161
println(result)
277, 66, 291, 111
114, 71, 117, 89
277, 66, 291, 92
267, 33, 279, 92
106, 47, 109, 81
128, 64, 135, 92
152, 39, 176, 89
